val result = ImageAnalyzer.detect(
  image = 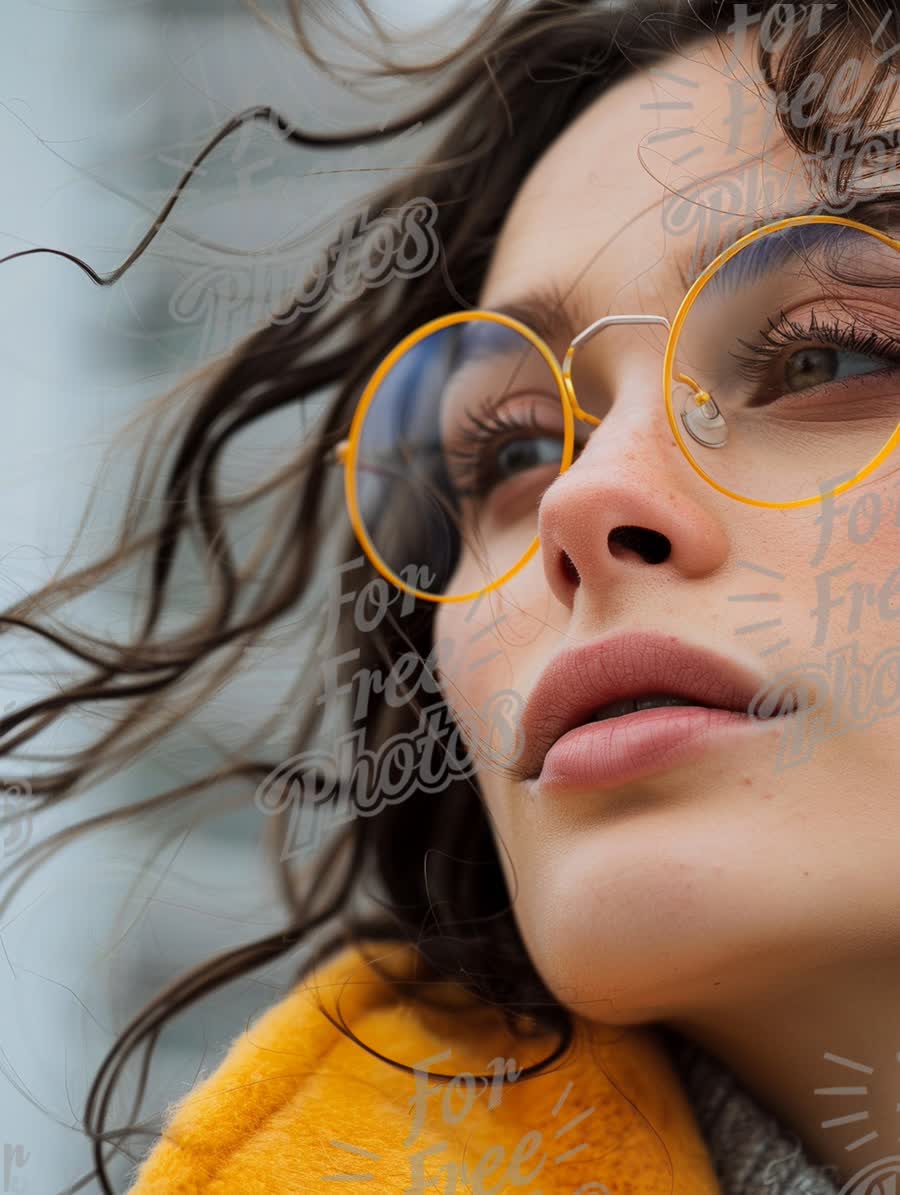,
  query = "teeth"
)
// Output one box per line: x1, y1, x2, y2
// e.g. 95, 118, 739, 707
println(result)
591, 694, 701, 722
